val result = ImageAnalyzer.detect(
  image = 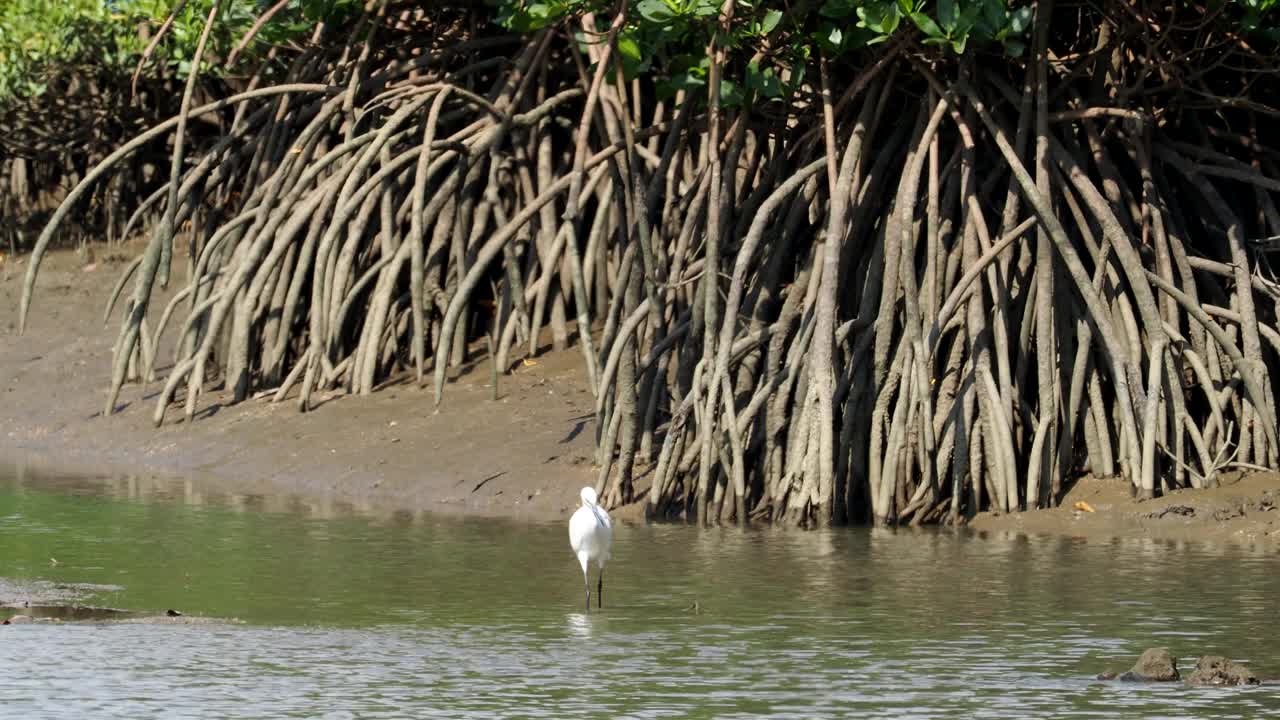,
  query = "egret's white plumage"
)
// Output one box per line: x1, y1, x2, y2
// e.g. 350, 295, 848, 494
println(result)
569, 486, 612, 611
